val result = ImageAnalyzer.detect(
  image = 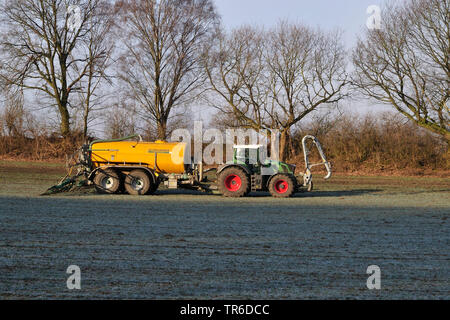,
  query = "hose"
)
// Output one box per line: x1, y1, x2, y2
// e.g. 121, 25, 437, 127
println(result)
89, 134, 143, 150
